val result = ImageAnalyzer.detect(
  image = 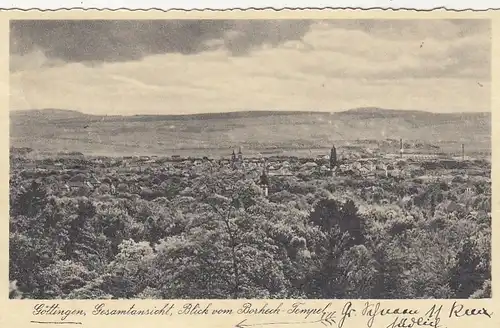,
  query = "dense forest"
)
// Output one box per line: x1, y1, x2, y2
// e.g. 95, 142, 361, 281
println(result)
9, 154, 491, 300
